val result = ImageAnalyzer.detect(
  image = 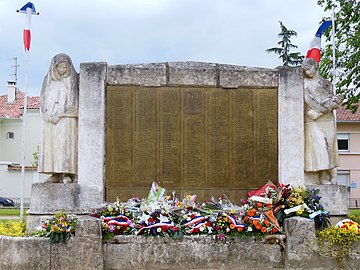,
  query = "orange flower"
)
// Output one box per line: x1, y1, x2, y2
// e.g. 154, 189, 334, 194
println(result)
243, 216, 249, 222
230, 224, 236, 230
237, 226, 243, 232
264, 219, 270, 226
266, 203, 272, 208
261, 227, 267, 233
247, 209, 257, 217
271, 227, 278, 234
257, 202, 263, 208
253, 220, 262, 230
